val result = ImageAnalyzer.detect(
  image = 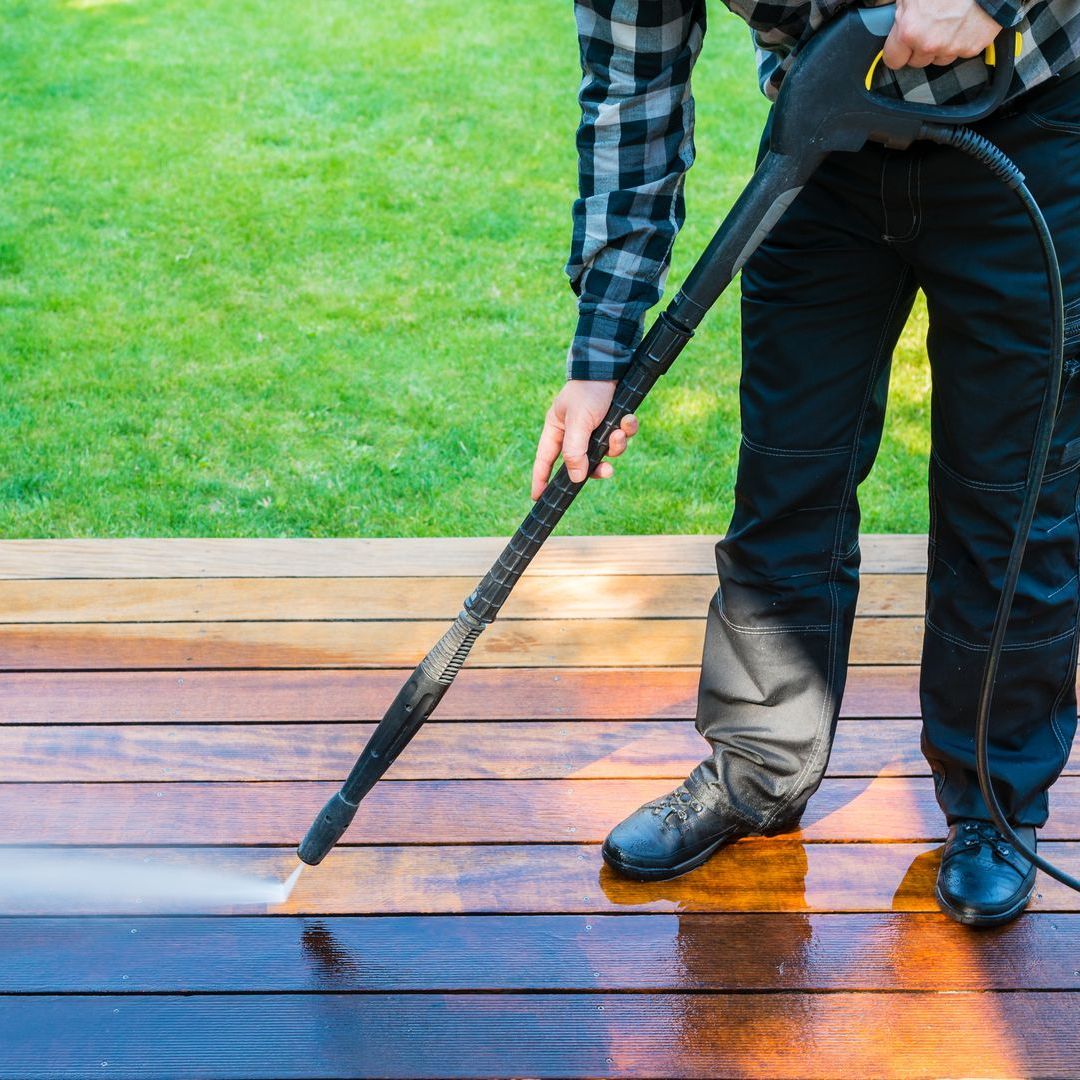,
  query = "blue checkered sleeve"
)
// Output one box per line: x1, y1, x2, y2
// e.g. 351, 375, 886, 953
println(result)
565, 0, 707, 381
